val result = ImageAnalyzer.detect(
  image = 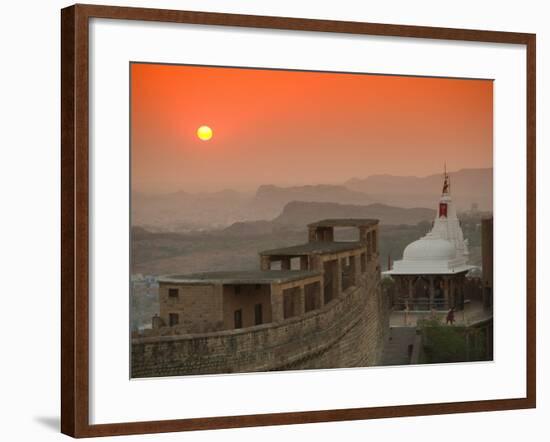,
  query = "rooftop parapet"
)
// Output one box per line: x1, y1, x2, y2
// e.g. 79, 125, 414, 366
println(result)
307, 219, 379, 228
259, 241, 364, 257
158, 270, 321, 285
307, 218, 379, 248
